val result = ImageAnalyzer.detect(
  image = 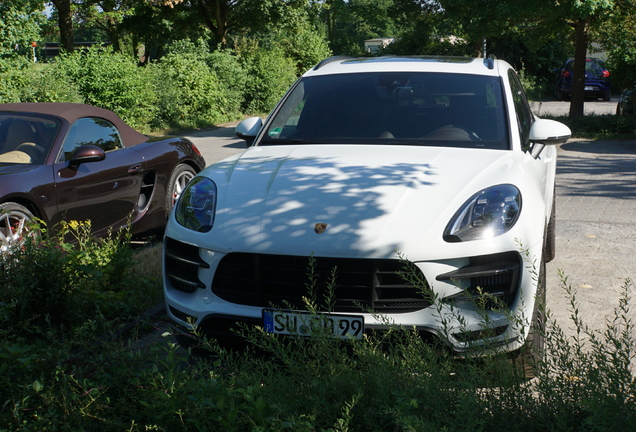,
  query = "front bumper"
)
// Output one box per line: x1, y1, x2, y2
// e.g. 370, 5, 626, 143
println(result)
163, 236, 540, 354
